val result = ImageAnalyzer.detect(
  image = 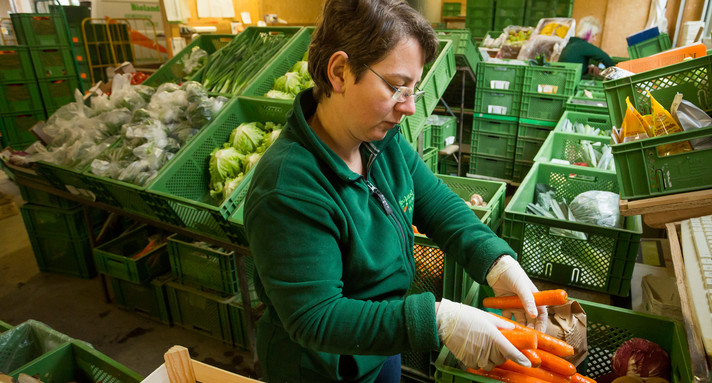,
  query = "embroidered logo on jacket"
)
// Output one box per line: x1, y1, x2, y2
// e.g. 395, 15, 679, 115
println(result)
398, 189, 414, 214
